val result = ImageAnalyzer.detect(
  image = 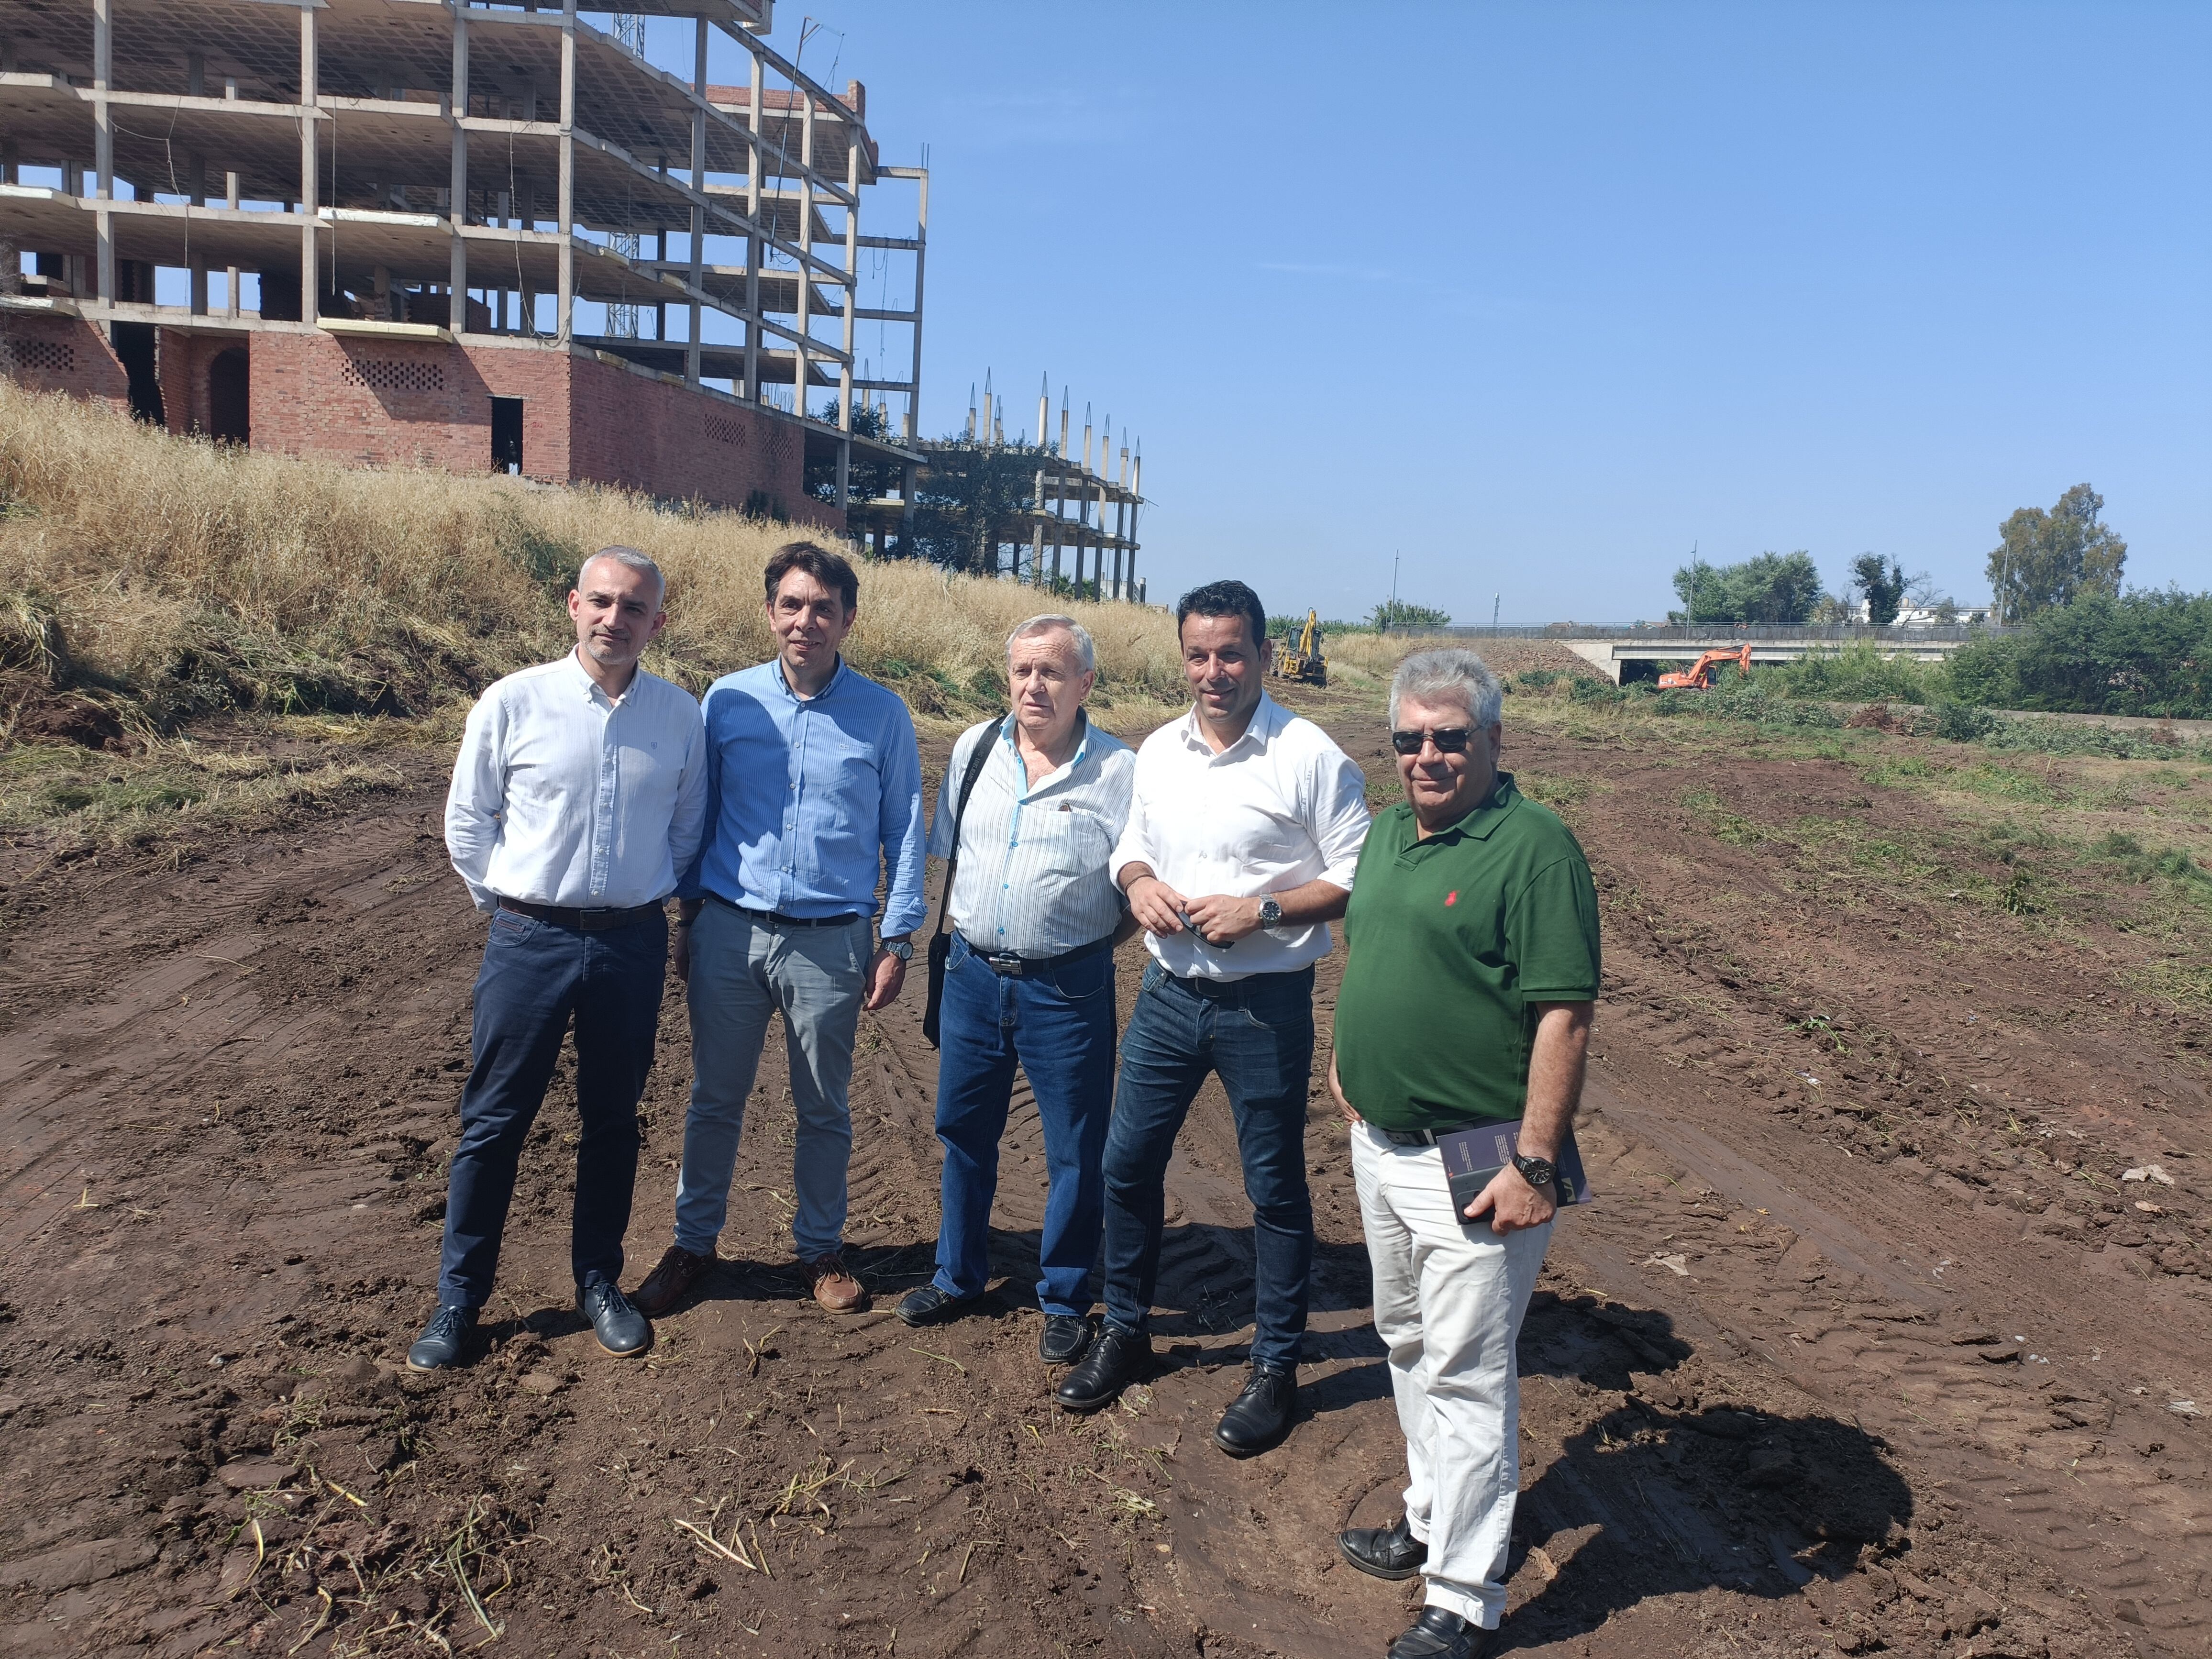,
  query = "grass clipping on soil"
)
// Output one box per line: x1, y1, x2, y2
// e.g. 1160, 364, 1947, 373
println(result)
0, 381, 1187, 737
